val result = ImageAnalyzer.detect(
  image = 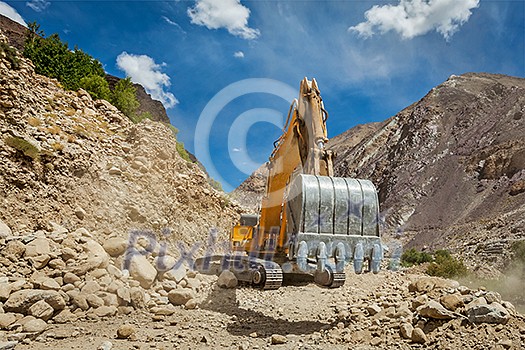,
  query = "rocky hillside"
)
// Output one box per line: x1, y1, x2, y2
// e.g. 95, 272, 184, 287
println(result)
0, 14, 170, 124
0, 31, 239, 250
229, 164, 268, 211
332, 74, 525, 262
